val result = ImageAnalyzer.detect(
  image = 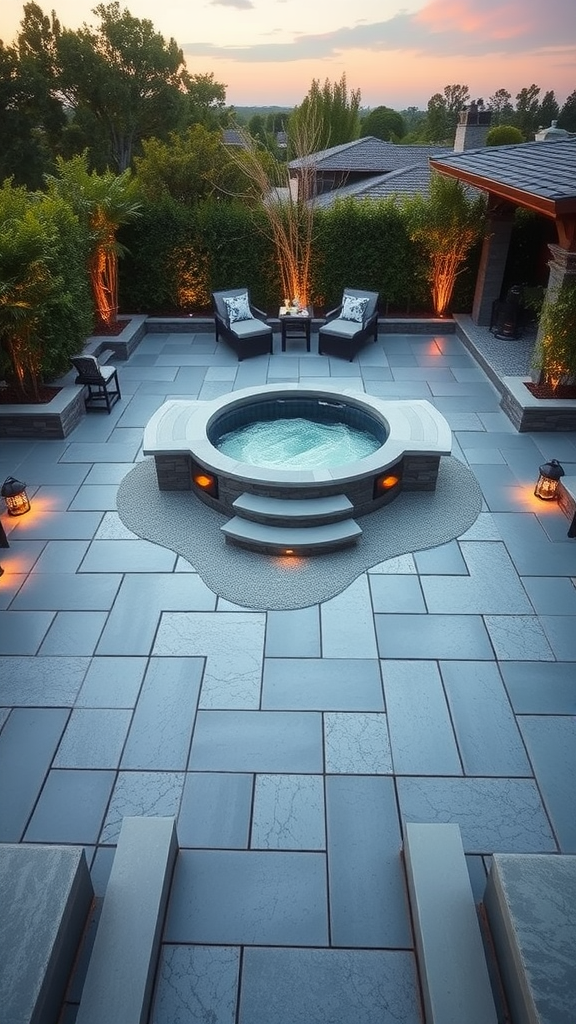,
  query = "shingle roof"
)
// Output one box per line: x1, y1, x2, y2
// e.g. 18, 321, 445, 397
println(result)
430, 138, 576, 215
290, 136, 450, 173
313, 165, 437, 207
